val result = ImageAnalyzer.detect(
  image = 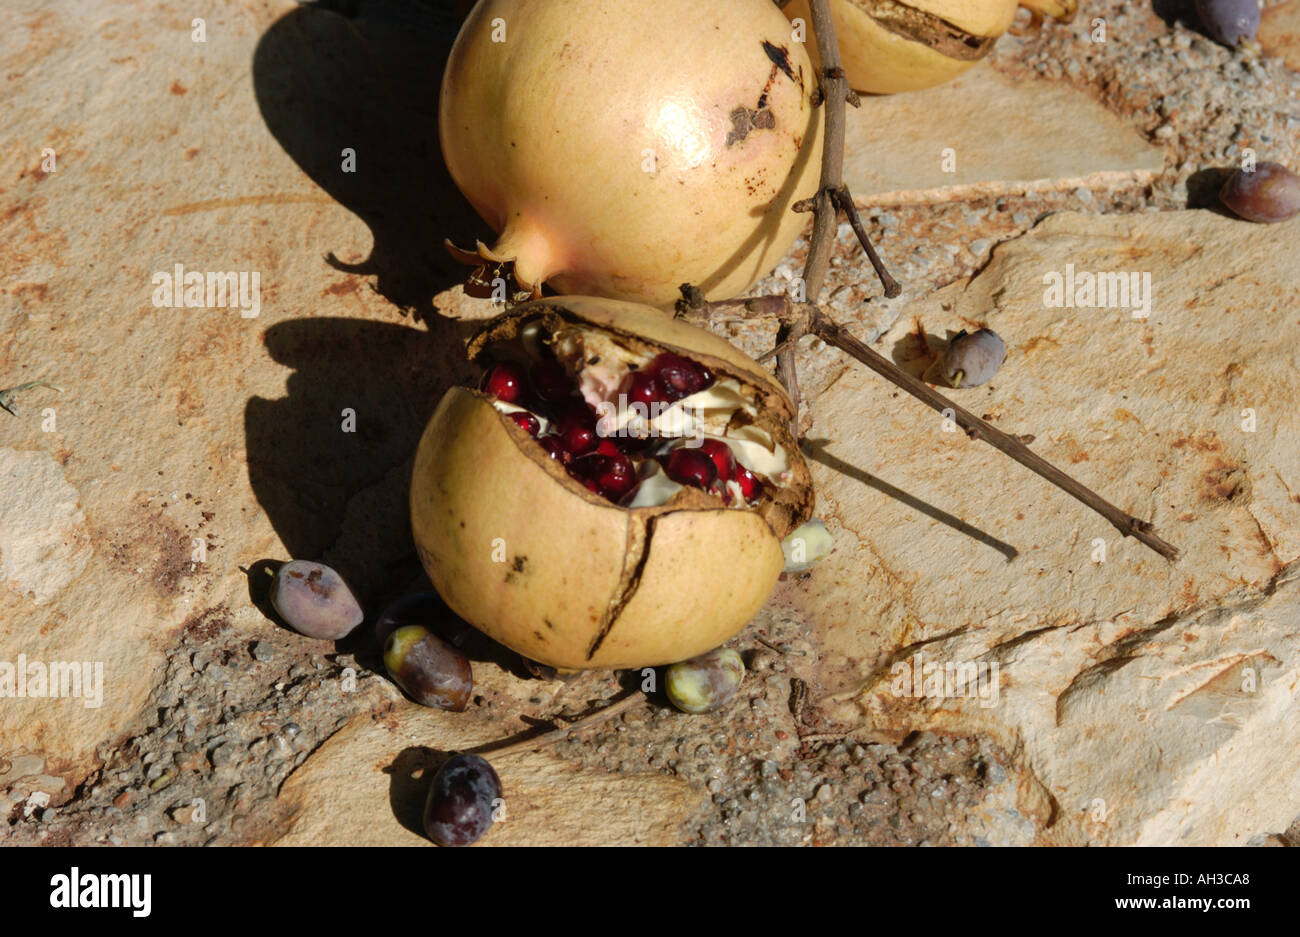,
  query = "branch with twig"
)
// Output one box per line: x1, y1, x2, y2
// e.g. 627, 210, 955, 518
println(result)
679, 291, 1180, 561
679, 0, 1179, 561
